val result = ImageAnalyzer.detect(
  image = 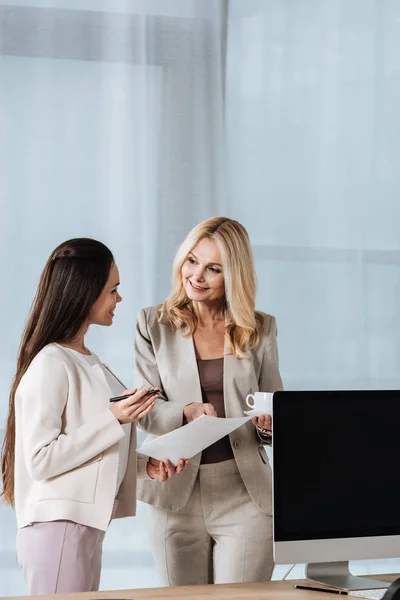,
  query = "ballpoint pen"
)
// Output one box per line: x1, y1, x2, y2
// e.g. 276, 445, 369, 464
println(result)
109, 389, 160, 402
294, 585, 348, 595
